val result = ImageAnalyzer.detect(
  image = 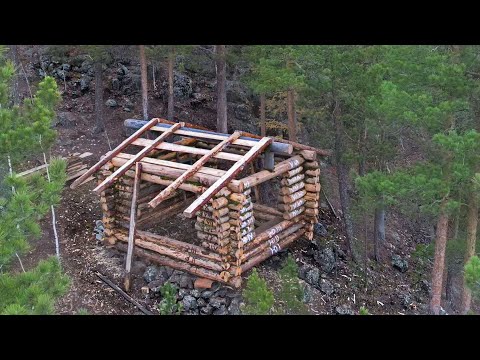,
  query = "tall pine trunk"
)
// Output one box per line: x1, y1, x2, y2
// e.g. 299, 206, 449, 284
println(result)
373, 203, 386, 262
260, 93, 266, 137
430, 200, 449, 315
167, 48, 175, 121
461, 195, 478, 314
139, 45, 148, 121
9, 45, 20, 106
93, 61, 104, 134
287, 89, 297, 142
215, 45, 227, 133
333, 100, 357, 262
